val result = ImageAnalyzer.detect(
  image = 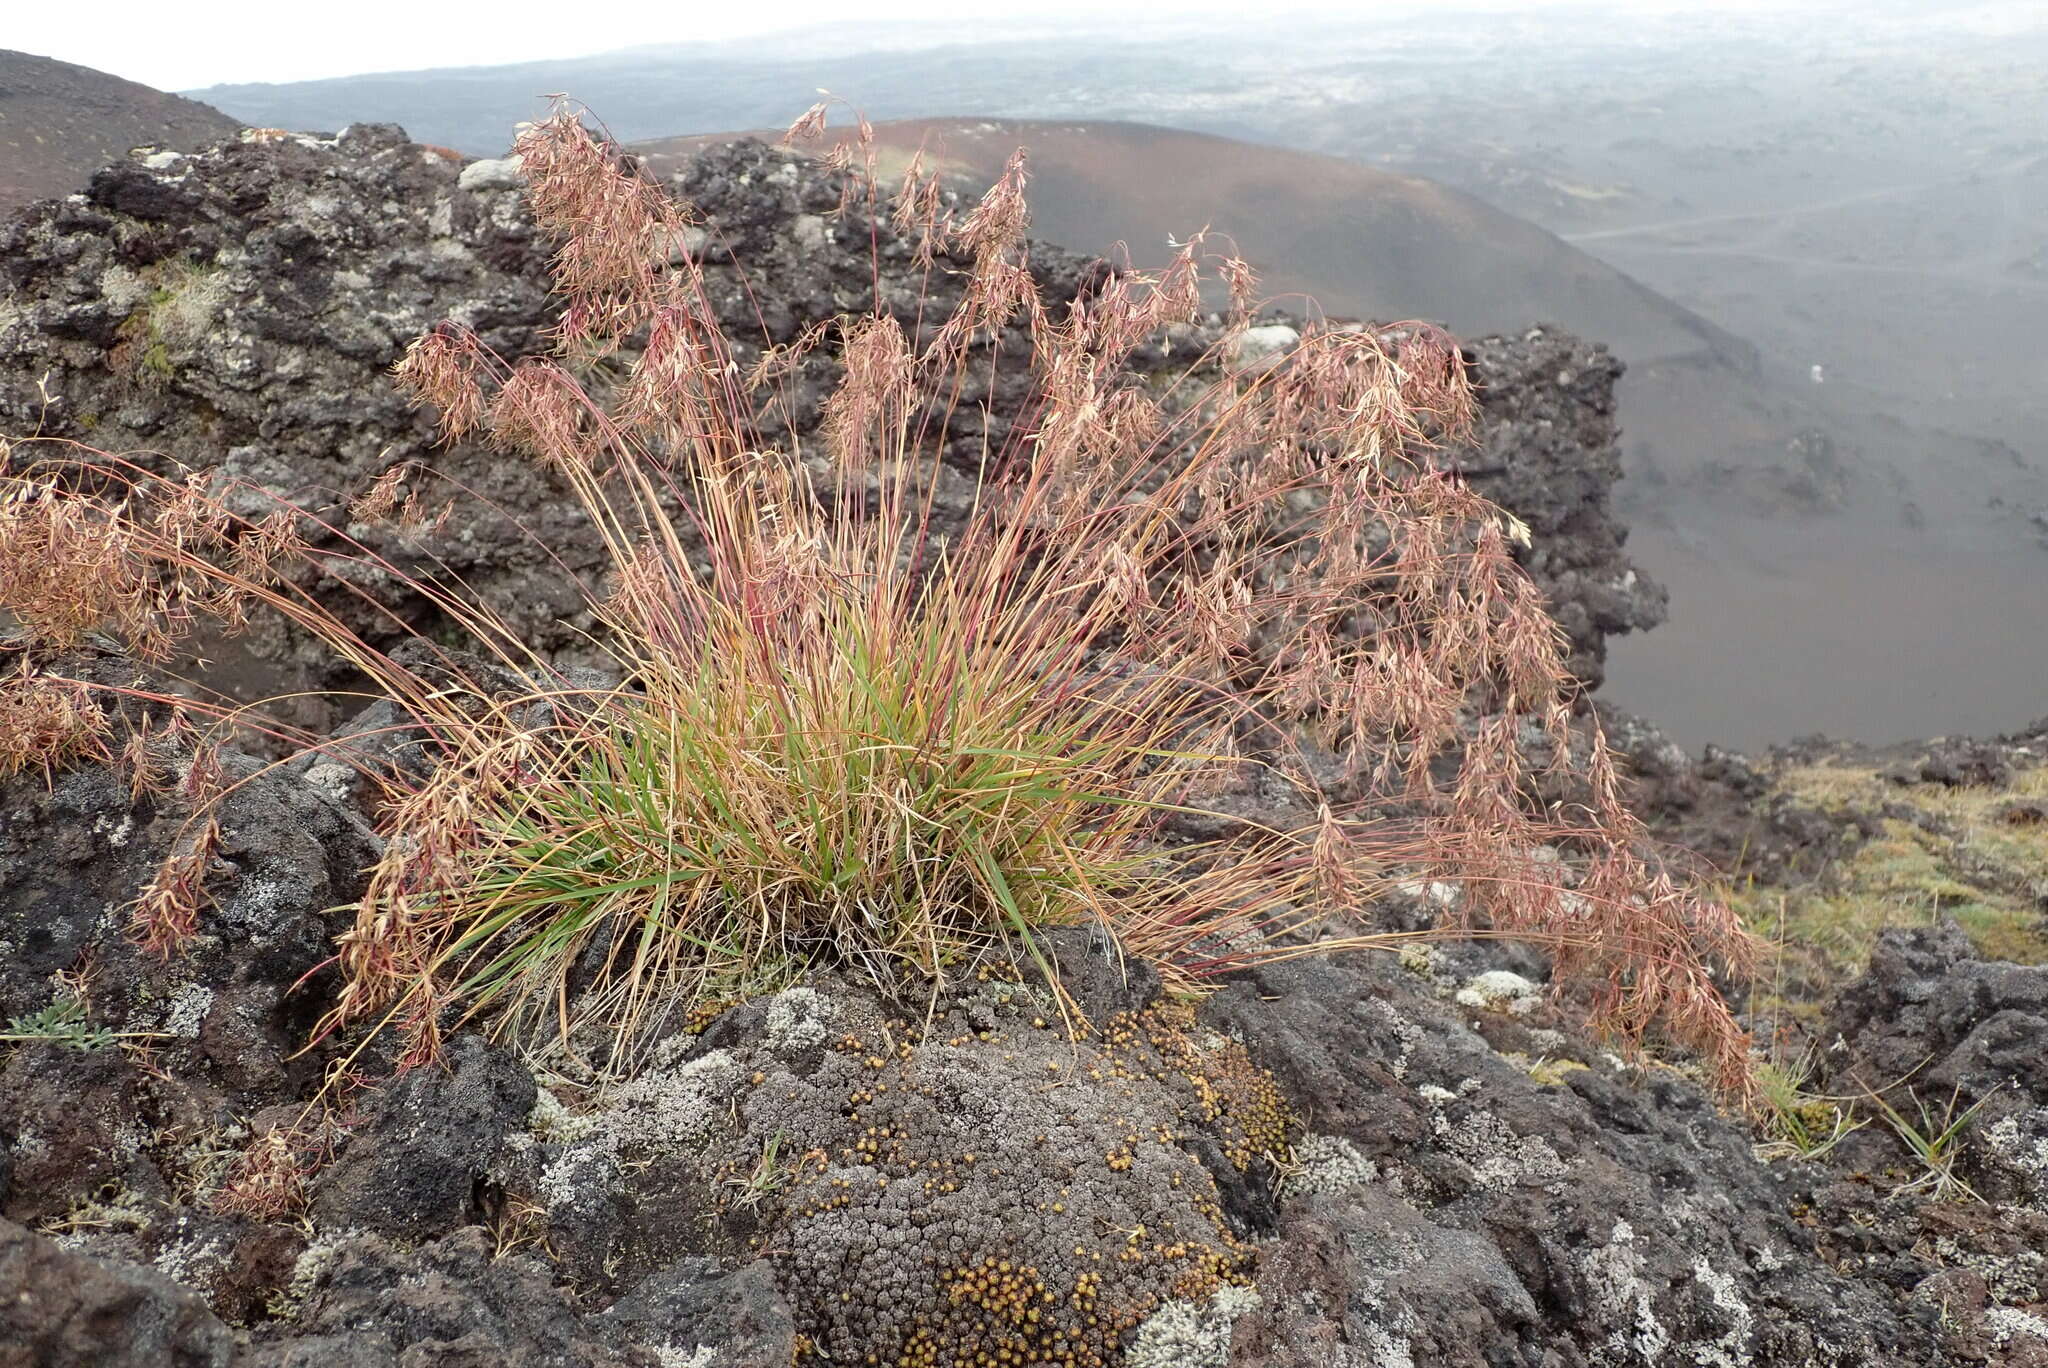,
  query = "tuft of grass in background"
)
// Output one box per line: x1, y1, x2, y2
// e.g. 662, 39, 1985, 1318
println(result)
1857, 1079, 2007, 1204
1750, 1048, 1862, 1163
0, 102, 1758, 1093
